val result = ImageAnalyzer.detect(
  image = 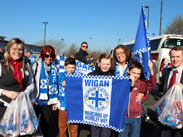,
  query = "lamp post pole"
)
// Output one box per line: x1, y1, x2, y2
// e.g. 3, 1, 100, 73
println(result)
145, 6, 149, 29
159, 0, 163, 35
118, 38, 121, 45
42, 22, 48, 45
